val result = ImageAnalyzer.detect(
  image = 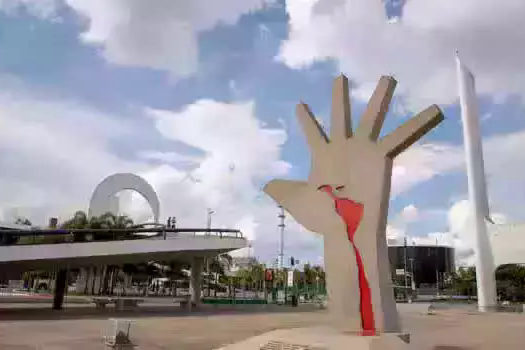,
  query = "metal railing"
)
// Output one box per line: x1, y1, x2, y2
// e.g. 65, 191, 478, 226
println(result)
0, 227, 244, 246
